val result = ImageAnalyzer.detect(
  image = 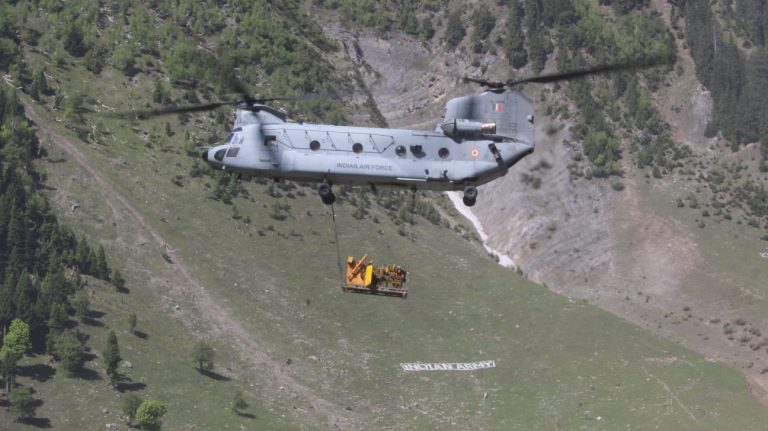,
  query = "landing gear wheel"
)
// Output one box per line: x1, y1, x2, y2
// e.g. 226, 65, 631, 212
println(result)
318, 183, 336, 205
462, 186, 478, 207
